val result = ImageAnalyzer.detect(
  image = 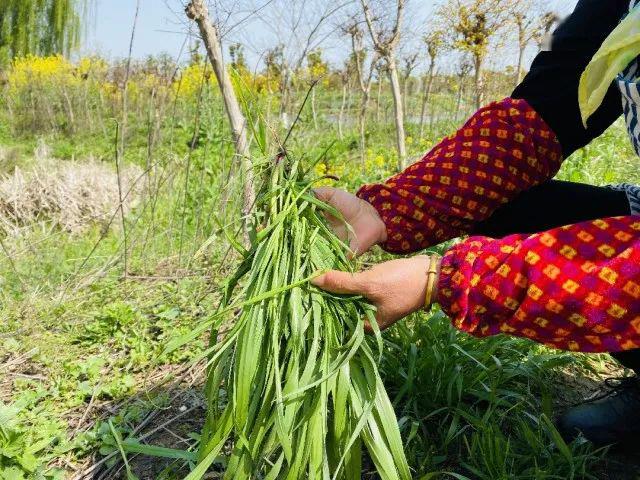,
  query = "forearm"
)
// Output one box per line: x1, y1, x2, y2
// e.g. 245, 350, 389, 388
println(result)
472, 180, 631, 238
360, 0, 631, 254
438, 216, 640, 353
358, 98, 563, 253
